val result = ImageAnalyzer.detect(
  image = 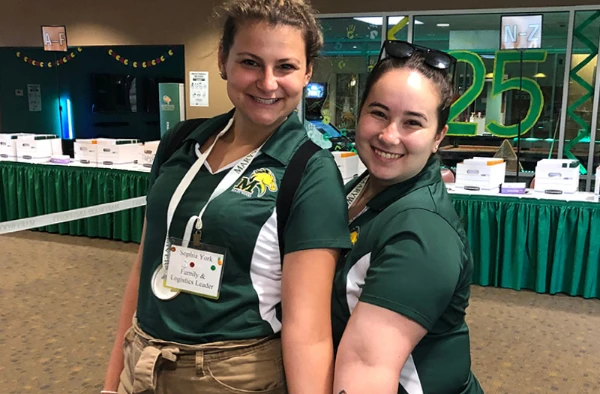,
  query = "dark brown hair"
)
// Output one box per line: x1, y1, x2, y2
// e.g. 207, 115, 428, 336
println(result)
359, 53, 455, 133
217, 0, 323, 66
